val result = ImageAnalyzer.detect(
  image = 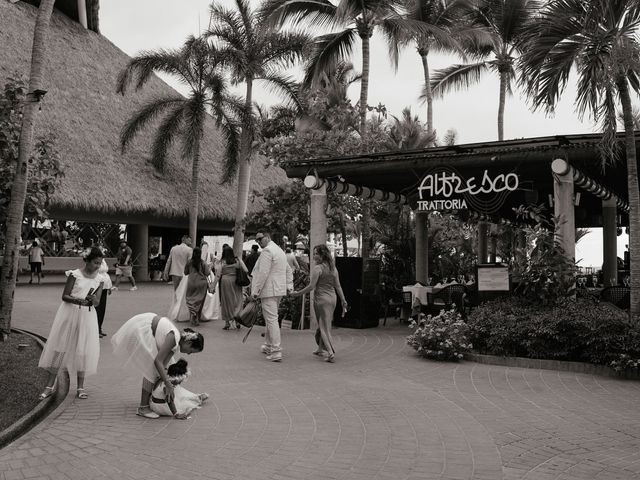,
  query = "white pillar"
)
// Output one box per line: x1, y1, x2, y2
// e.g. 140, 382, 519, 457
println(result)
602, 198, 618, 286
551, 159, 575, 262
309, 182, 327, 330
415, 211, 429, 284
77, 0, 88, 28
